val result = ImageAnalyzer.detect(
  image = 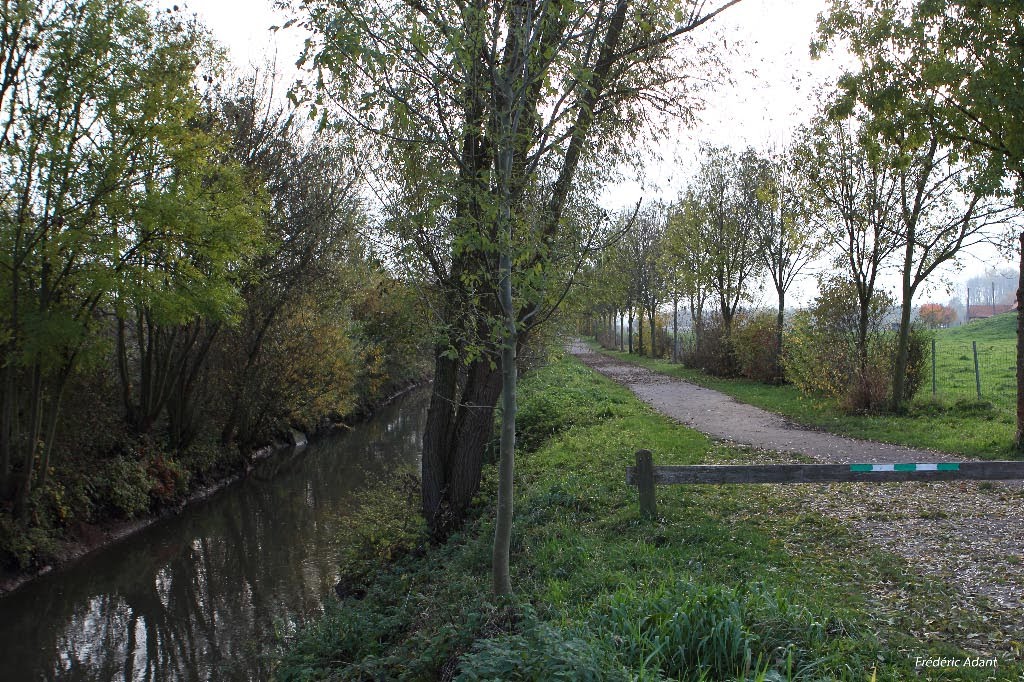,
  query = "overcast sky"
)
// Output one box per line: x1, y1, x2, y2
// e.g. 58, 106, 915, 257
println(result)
189, 0, 1014, 306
